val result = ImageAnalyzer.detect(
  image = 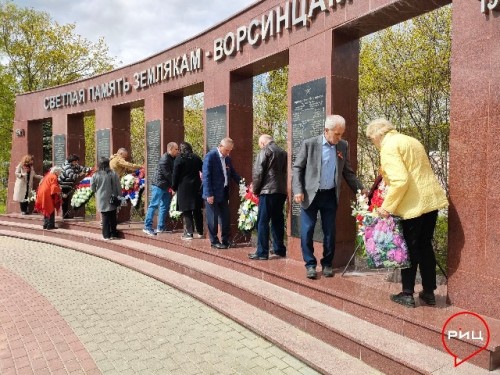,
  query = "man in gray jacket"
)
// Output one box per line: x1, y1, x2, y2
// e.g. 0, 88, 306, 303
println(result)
248, 135, 288, 260
293, 115, 366, 279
